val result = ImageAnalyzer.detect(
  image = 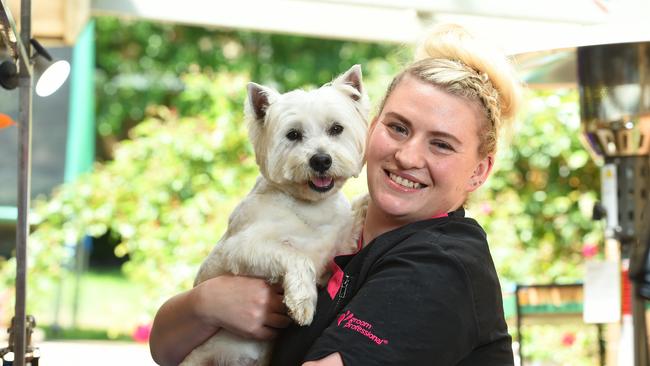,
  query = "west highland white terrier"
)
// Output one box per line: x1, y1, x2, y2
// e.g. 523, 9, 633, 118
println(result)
179, 65, 369, 366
